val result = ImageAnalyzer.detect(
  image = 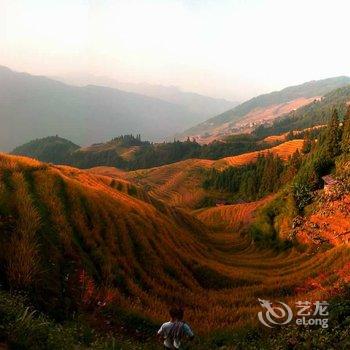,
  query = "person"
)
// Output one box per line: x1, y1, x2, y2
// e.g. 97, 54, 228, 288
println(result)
157, 307, 194, 349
